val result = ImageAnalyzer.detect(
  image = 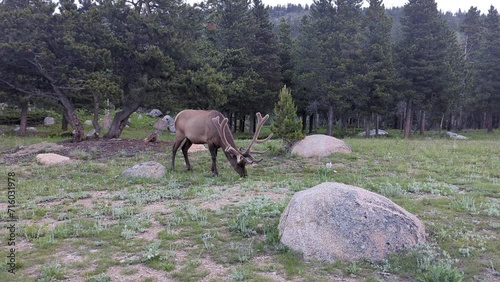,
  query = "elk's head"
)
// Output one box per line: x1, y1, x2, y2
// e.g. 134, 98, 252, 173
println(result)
212, 113, 272, 177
